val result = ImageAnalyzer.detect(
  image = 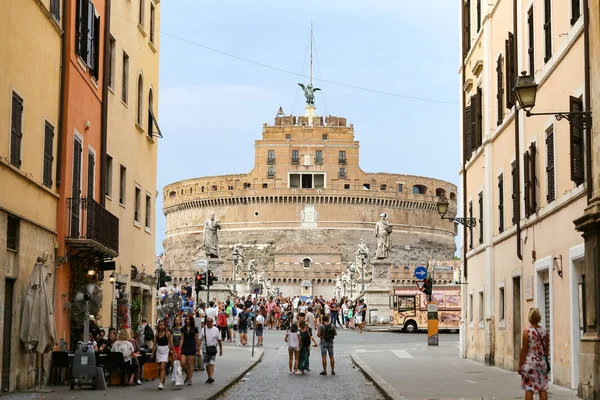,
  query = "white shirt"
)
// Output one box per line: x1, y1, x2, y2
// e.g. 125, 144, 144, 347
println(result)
112, 340, 134, 362
200, 326, 220, 351
342, 304, 348, 316
256, 314, 265, 326
292, 297, 300, 310
206, 307, 218, 321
